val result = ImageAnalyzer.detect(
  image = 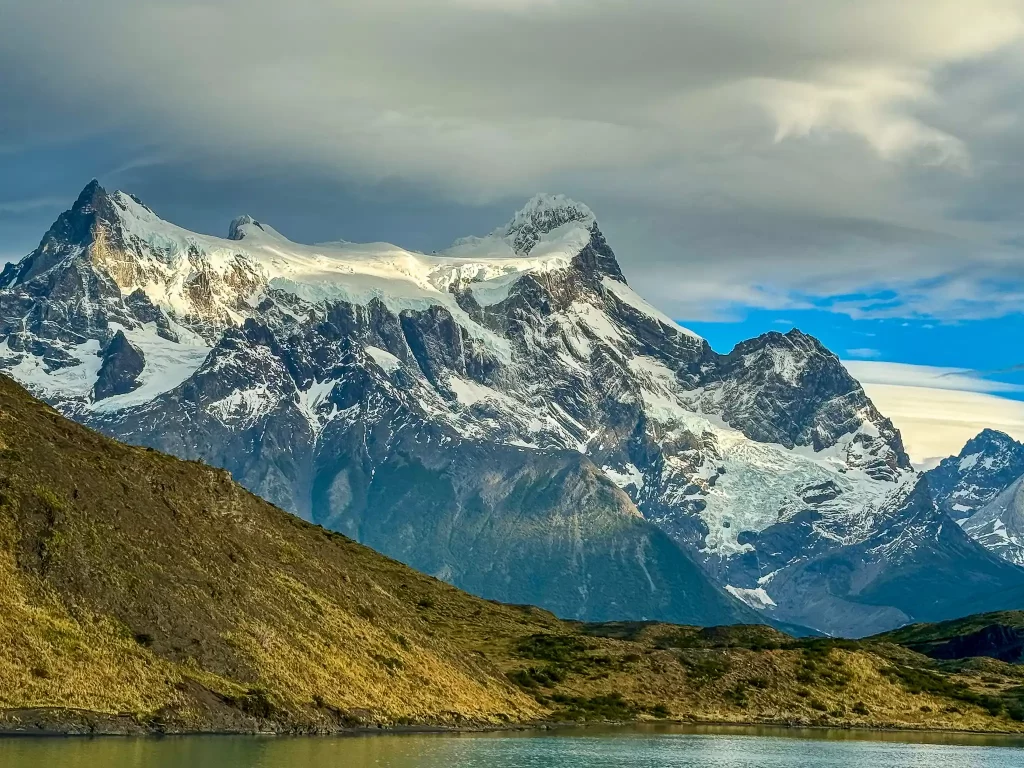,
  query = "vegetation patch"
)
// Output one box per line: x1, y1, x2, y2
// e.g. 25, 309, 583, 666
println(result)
545, 692, 639, 722
506, 633, 626, 689
516, 634, 594, 663
881, 665, 1005, 716
678, 652, 731, 685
